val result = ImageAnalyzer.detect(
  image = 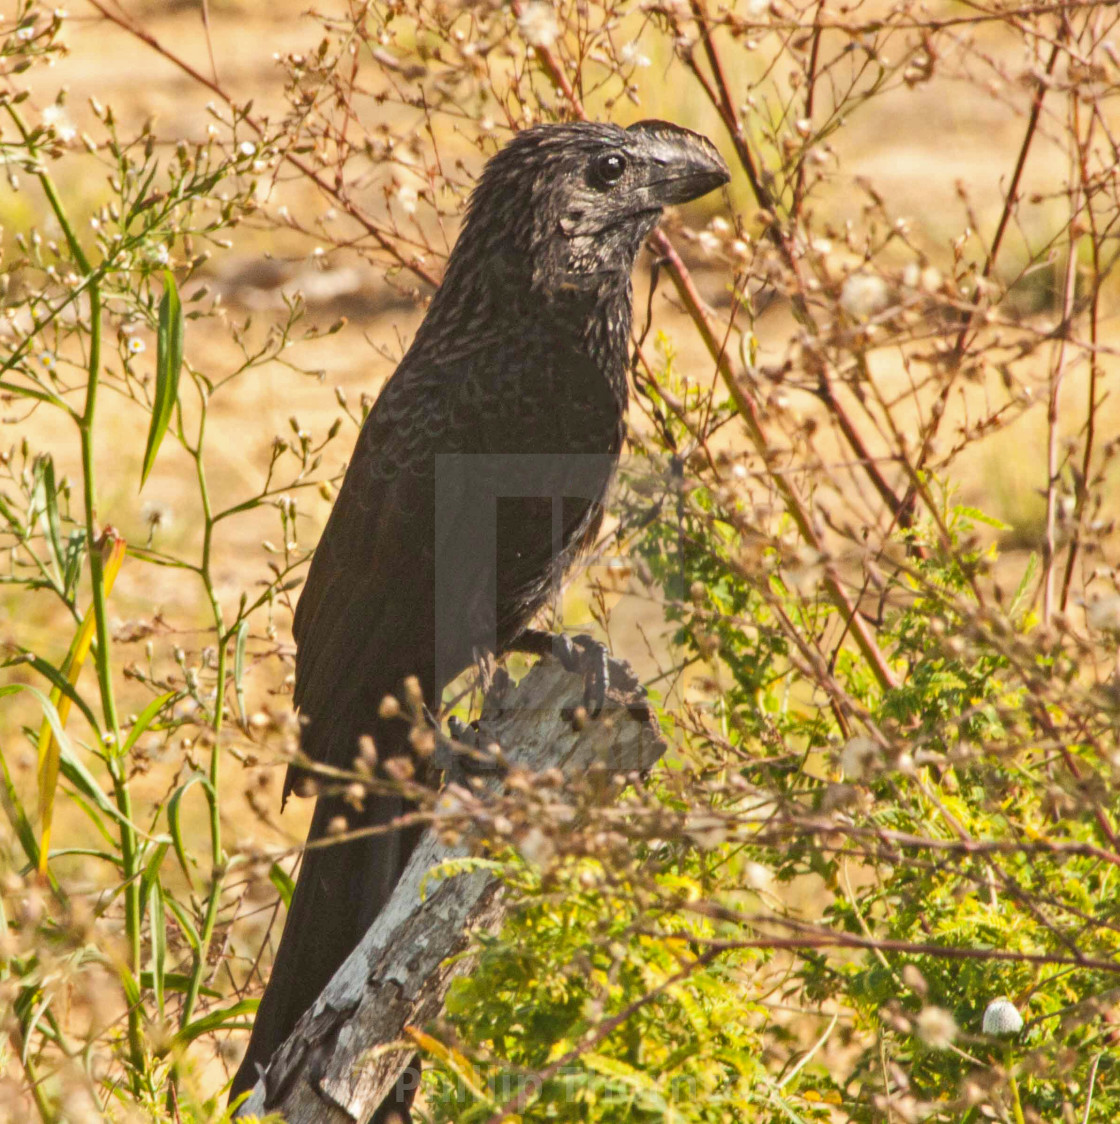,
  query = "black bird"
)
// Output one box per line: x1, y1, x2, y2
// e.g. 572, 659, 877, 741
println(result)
230, 120, 729, 1116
